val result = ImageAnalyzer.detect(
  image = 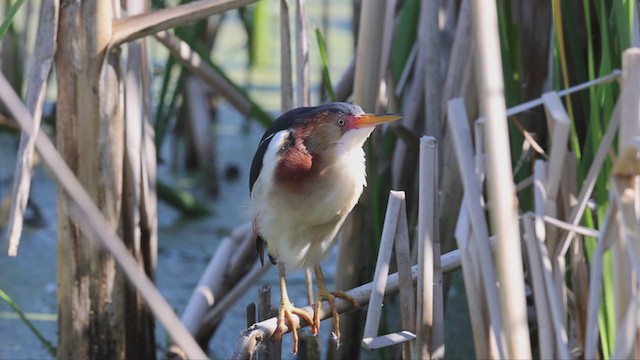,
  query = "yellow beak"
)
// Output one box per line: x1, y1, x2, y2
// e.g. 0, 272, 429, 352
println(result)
354, 113, 402, 128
